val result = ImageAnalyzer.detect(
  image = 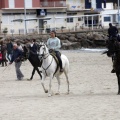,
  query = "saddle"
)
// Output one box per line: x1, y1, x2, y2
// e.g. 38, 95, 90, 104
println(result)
49, 50, 61, 74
